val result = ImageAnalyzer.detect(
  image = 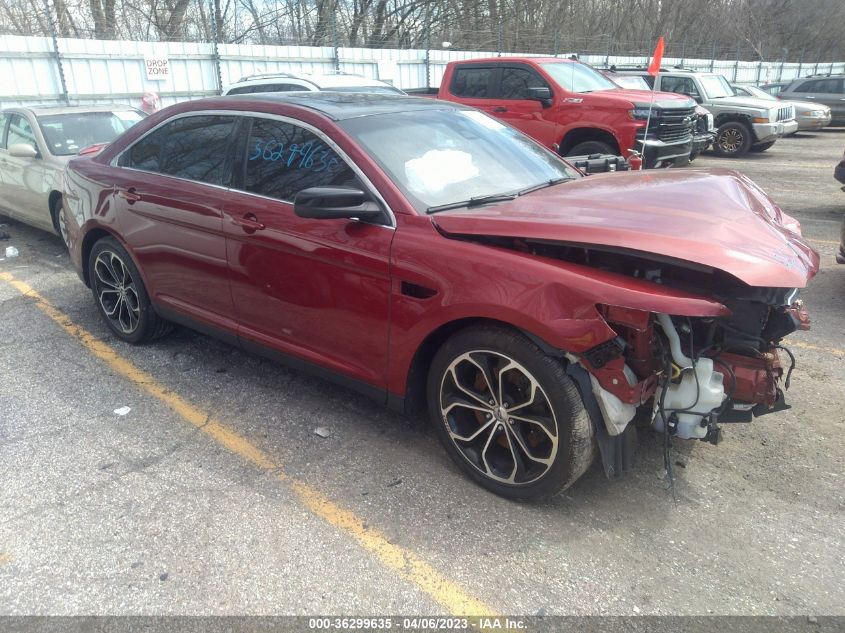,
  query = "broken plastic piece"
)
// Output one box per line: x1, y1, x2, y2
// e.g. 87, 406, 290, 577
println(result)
114, 406, 131, 416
